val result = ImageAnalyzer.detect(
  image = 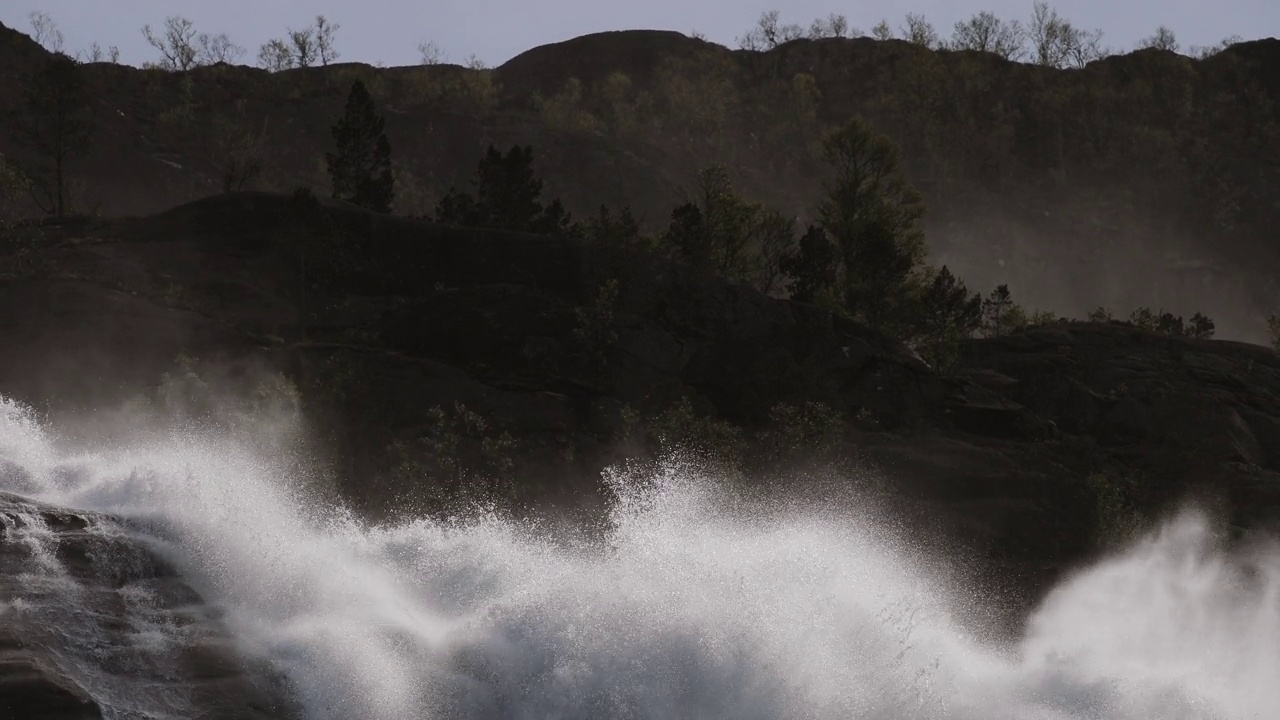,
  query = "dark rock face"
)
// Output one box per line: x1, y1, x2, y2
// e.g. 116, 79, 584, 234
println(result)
0, 493, 296, 720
